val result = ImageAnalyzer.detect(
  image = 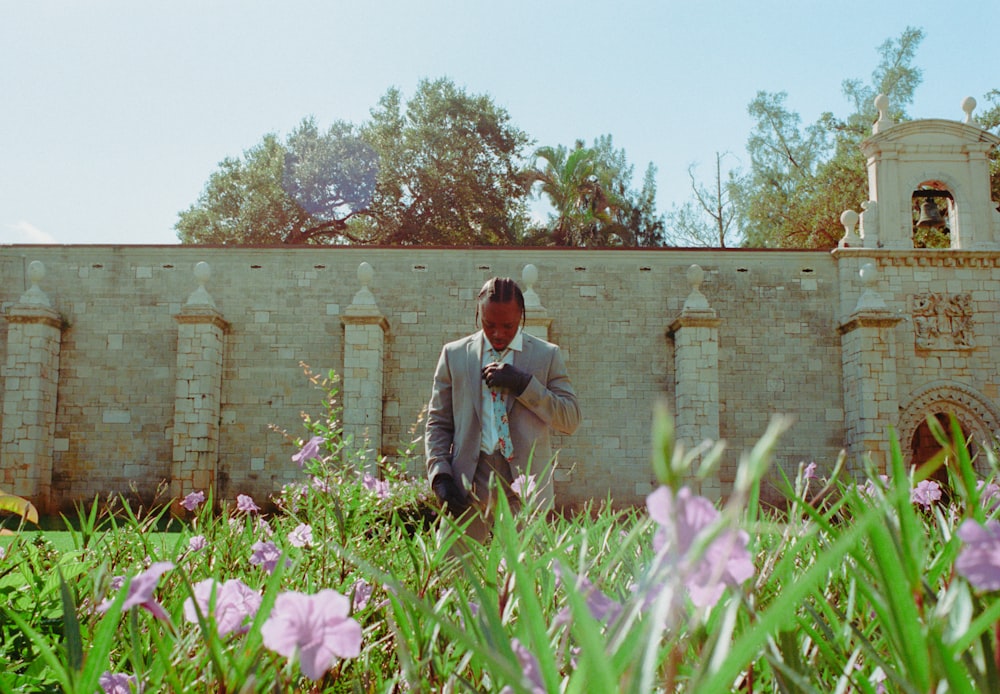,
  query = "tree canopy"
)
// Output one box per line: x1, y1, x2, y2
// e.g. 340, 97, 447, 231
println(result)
737, 27, 926, 248
177, 79, 537, 246
176, 120, 377, 245
177, 79, 662, 247
981, 89, 1000, 204
281, 119, 379, 244
360, 77, 533, 245
525, 136, 664, 247
177, 42, 997, 249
